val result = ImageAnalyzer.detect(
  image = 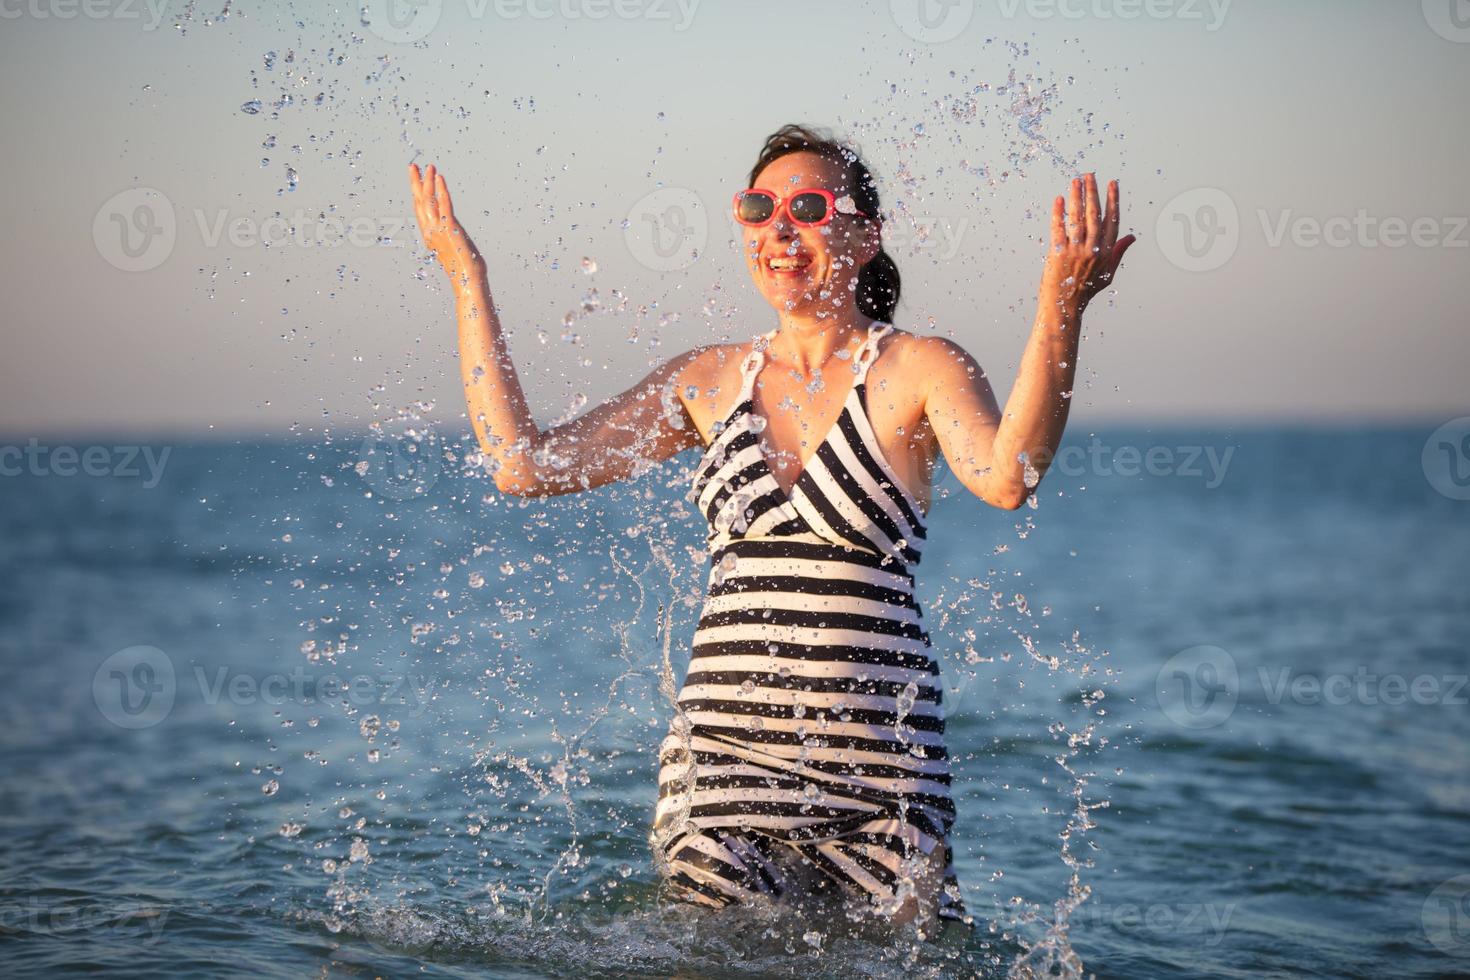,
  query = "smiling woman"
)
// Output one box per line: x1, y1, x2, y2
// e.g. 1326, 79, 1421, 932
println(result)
407, 121, 1132, 932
